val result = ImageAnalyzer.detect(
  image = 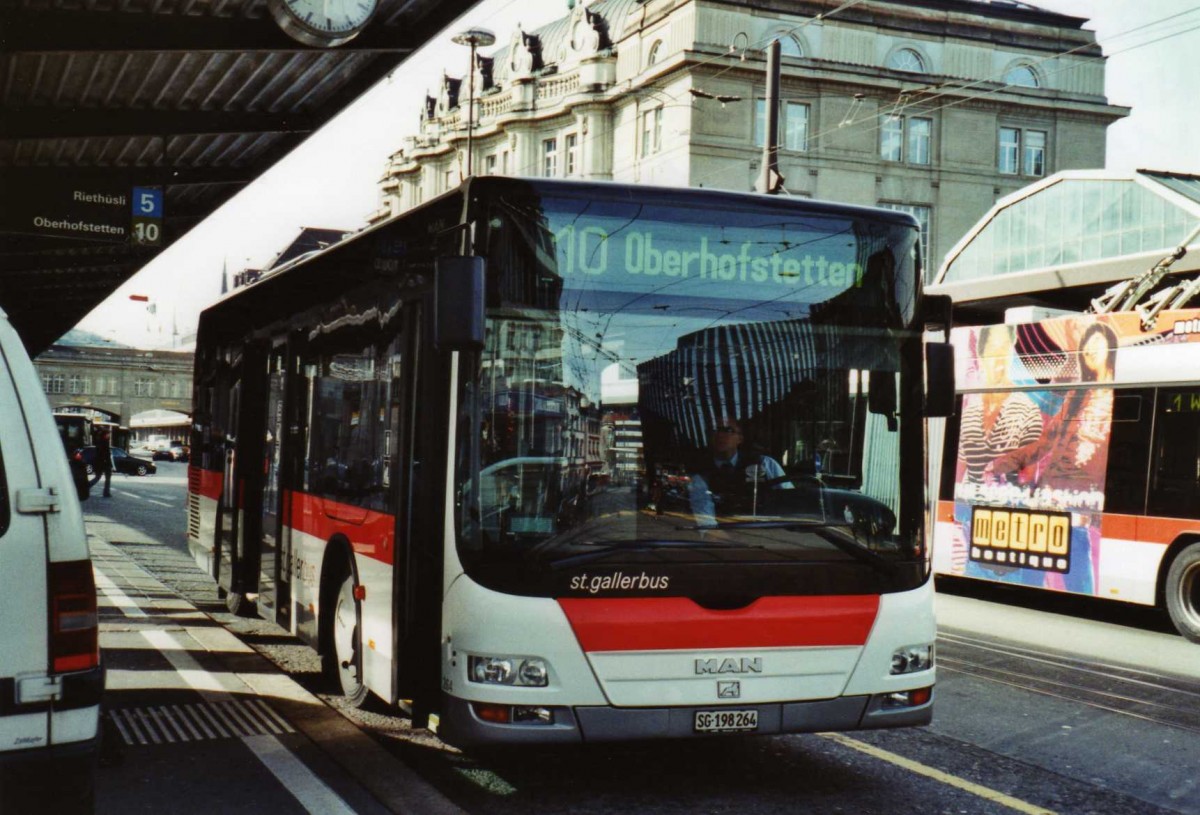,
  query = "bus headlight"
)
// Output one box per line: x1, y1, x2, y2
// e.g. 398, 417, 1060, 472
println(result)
468, 655, 550, 687
890, 644, 933, 675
